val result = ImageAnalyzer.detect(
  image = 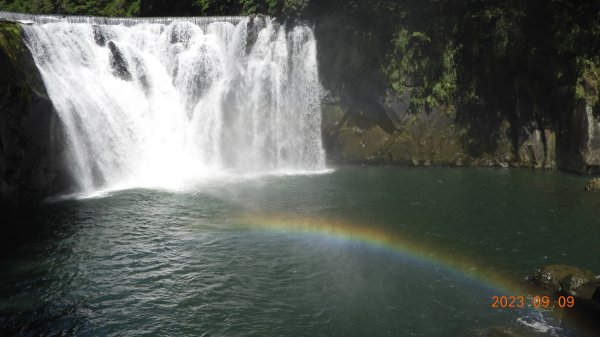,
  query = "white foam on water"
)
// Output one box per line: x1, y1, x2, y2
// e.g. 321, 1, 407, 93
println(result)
10, 13, 327, 193
517, 315, 562, 336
